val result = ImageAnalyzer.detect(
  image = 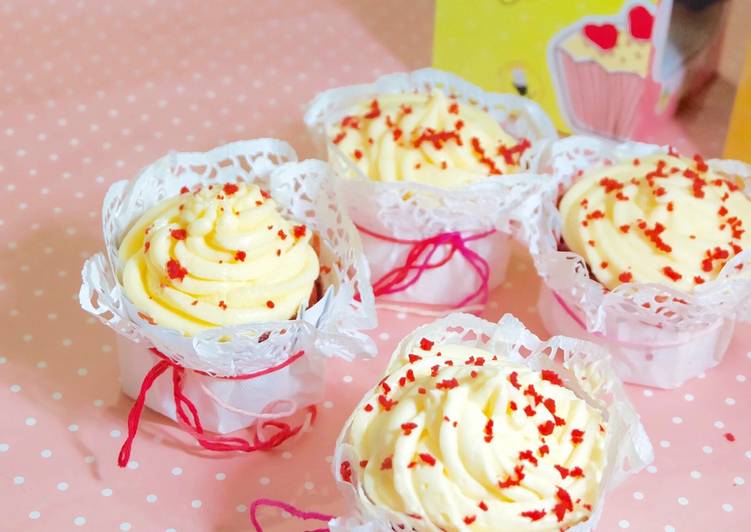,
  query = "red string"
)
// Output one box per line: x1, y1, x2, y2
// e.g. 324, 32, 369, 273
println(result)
249, 498, 334, 532
356, 224, 494, 308
117, 348, 314, 467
